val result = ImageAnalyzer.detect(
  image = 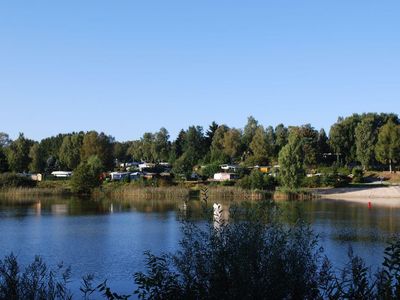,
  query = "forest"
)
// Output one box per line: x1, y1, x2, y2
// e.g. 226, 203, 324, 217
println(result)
0, 113, 399, 192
